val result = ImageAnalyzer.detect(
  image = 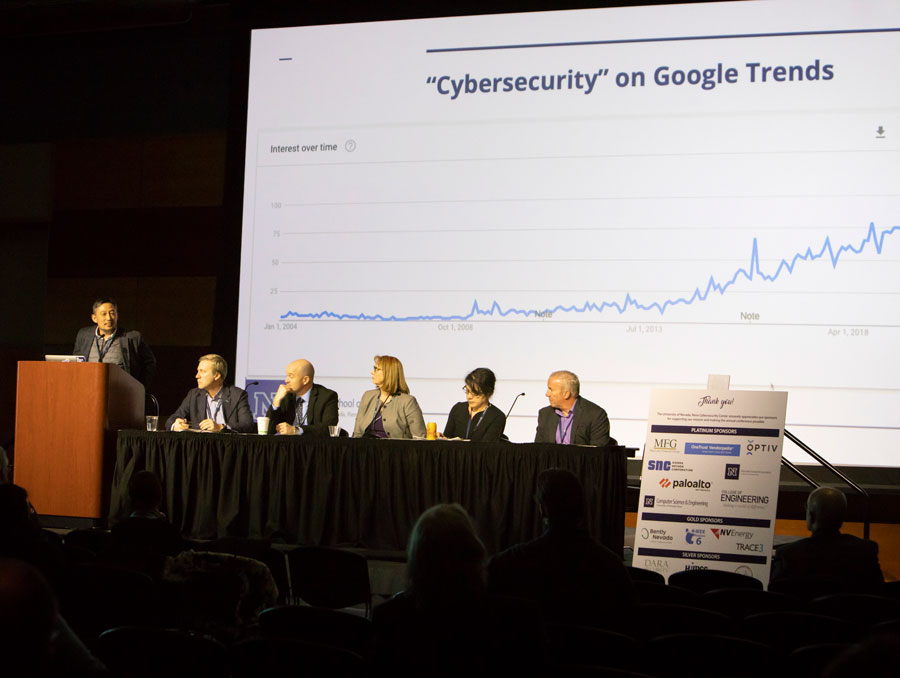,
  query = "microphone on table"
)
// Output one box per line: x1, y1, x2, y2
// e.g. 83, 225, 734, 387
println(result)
506, 392, 526, 420
246, 381, 260, 387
